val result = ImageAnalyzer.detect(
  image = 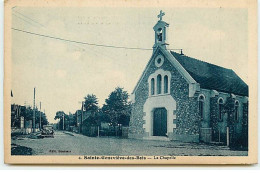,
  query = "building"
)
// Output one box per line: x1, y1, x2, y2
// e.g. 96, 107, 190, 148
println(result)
74, 109, 90, 132
129, 11, 248, 146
